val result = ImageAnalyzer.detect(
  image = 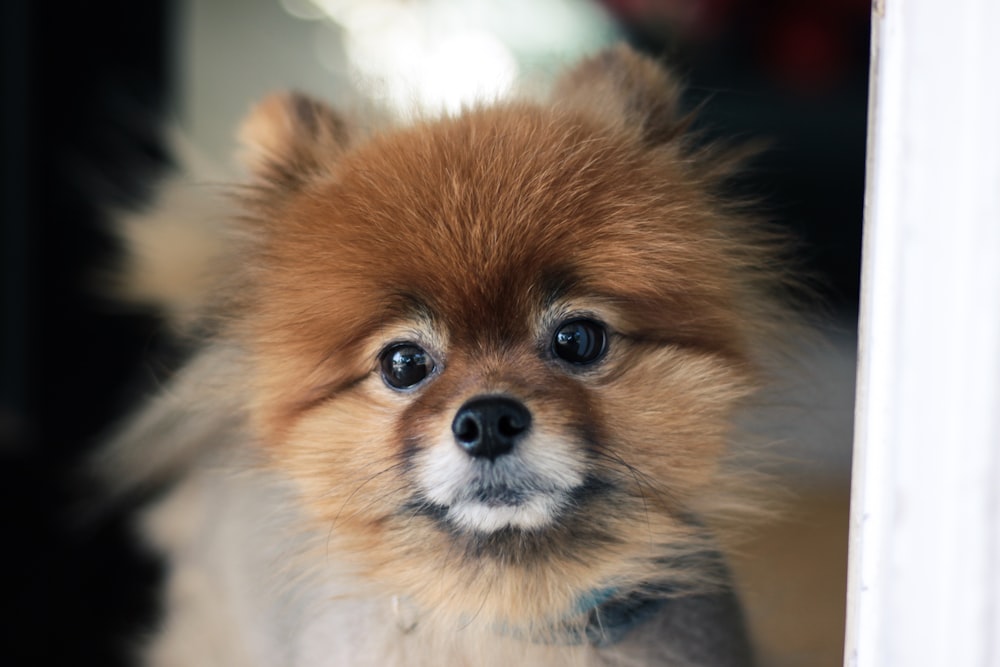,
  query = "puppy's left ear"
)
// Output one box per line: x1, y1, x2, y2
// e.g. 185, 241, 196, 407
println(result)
238, 92, 351, 190
552, 44, 689, 146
